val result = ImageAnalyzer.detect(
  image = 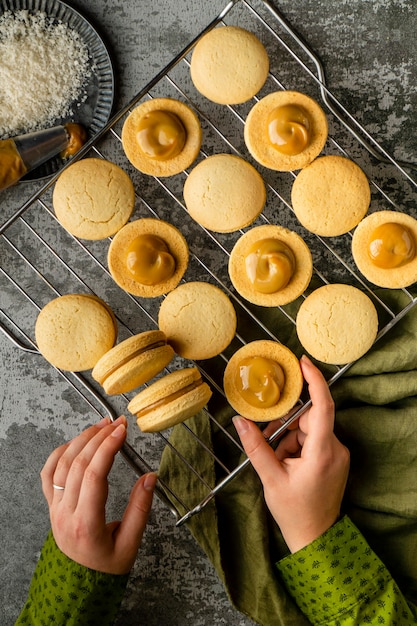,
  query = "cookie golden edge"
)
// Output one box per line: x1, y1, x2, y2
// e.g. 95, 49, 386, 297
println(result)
190, 25, 269, 105
128, 367, 212, 432
108, 218, 189, 297
158, 281, 237, 360
121, 97, 202, 177
35, 294, 118, 372
183, 153, 266, 233
223, 340, 303, 421
52, 158, 135, 240
352, 210, 417, 288
296, 284, 379, 365
228, 224, 313, 306
244, 90, 328, 172
291, 155, 371, 237
92, 330, 174, 395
